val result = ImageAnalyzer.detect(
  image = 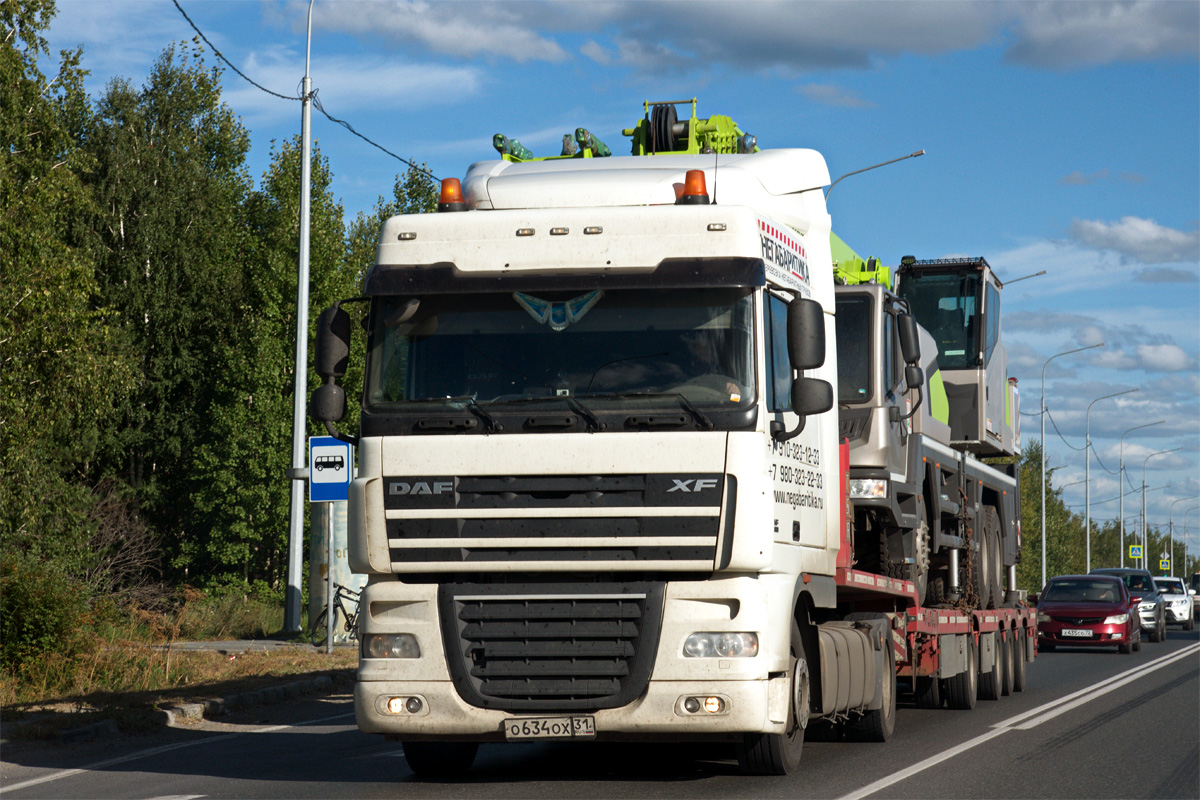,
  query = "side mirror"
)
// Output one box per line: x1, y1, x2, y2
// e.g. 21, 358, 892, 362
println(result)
897, 313, 921, 365
787, 297, 825, 371
316, 305, 351, 380
792, 376, 834, 417
1189, 589, 1197, 596
1028, 593, 1039, 605
309, 382, 346, 423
